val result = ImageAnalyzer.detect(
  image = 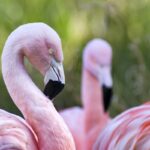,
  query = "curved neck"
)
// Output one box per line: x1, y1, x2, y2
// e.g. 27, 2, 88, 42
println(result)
2, 48, 75, 149
2, 50, 44, 114
81, 68, 104, 132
